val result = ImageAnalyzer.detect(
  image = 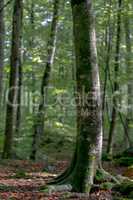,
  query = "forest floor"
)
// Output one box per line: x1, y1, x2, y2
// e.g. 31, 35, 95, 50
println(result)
0, 159, 132, 200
